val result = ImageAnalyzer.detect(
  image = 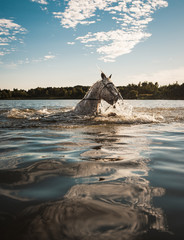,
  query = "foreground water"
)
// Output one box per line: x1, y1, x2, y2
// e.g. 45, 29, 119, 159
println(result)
0, 99, 184, 240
